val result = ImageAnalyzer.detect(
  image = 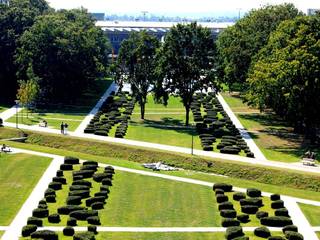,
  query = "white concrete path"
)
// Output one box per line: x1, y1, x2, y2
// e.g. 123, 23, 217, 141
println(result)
1, 155, 63, 240
217, 93, 267, 161
74, 81, 119, 134
0, 227, 9, 231
283, 197, 318, 240
0, 105, 22, 121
